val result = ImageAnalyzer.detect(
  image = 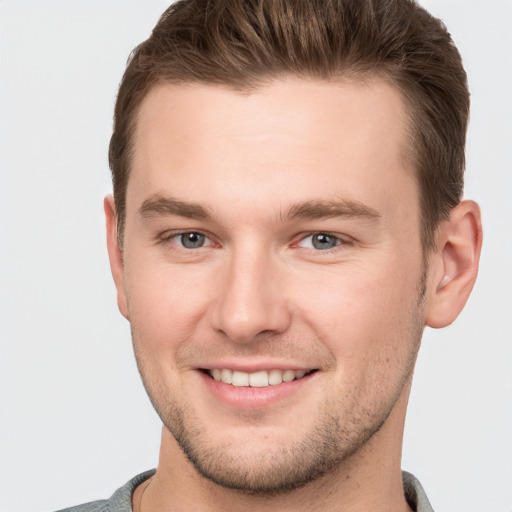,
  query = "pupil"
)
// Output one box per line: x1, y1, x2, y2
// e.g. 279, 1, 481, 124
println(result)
182, 233, 205, 248
312, 233, 337, 250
